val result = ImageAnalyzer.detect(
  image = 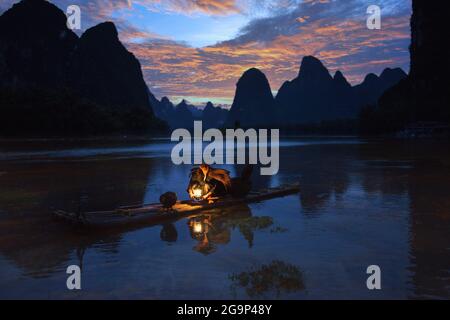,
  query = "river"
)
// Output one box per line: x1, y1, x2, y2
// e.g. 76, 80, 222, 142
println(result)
0, 137, 449, 299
